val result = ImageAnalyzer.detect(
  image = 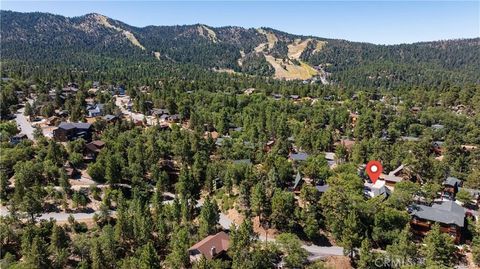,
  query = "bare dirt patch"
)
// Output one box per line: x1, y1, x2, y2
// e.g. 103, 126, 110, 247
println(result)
288, 38, 311, 60
324, 256, 352, 269
197, 25, 218, 43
